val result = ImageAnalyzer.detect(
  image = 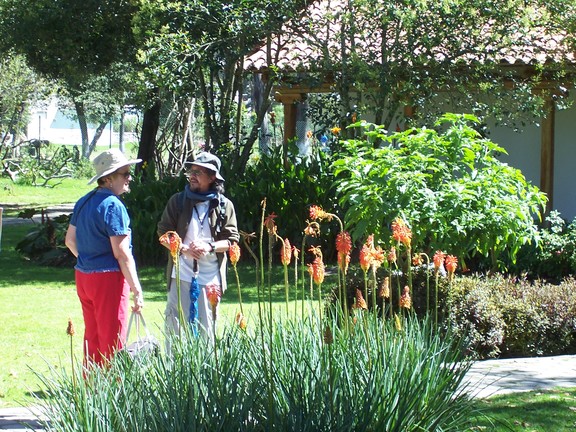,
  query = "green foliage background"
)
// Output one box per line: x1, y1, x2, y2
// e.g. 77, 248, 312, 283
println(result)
333, 113, 547, 271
